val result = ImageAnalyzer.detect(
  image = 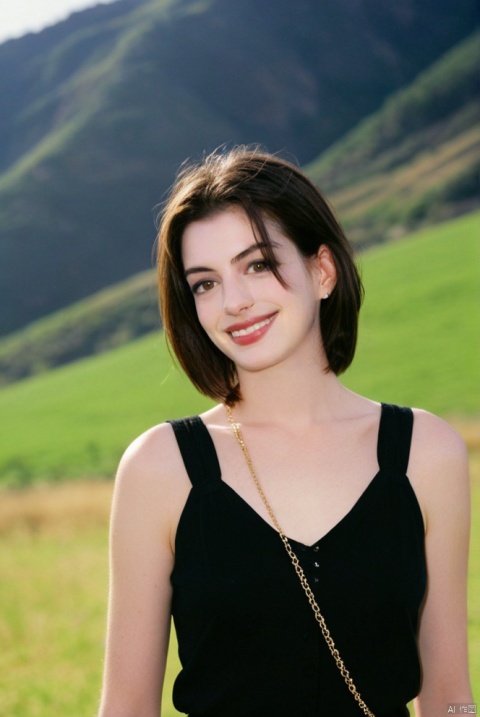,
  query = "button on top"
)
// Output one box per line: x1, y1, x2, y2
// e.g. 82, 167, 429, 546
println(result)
314, 561, 320, 568
313, 545, 319, 552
